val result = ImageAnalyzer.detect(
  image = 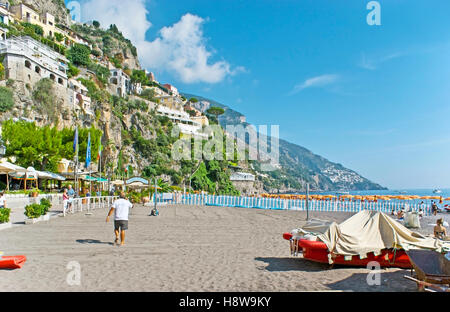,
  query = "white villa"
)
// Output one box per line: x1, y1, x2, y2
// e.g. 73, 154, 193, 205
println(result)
109, 68, 131, 97
157, 105, 207, 139
0, 36, 69, 86
68, 79, 93, 115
